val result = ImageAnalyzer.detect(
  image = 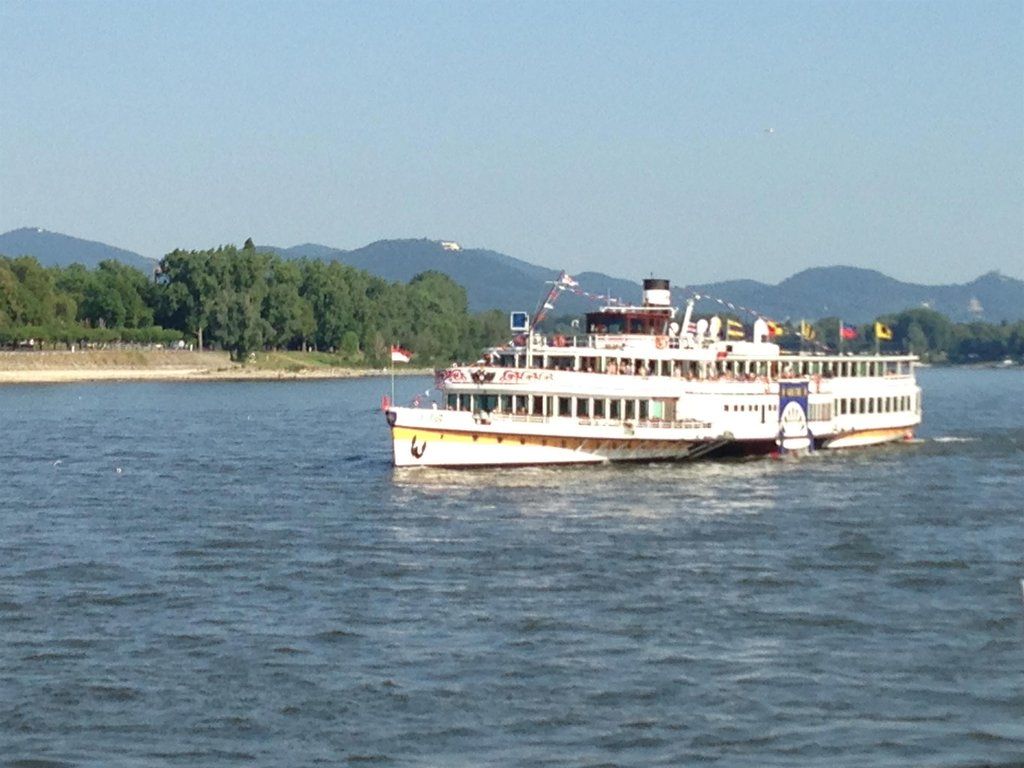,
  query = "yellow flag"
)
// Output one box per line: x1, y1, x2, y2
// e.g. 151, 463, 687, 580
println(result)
875, 321, 893, 341
726, 319, 744, 339
768, 321, 784, 337
800, 320, 816, 340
